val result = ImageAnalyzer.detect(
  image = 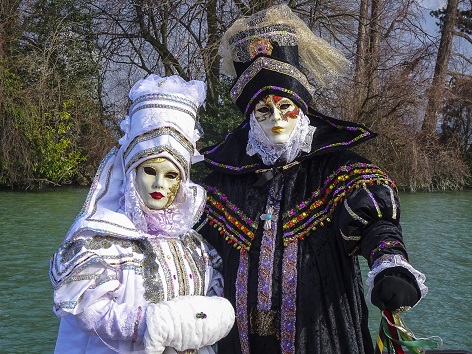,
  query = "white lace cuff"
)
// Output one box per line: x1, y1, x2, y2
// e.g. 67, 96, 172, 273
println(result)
365, 254, 428, 307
